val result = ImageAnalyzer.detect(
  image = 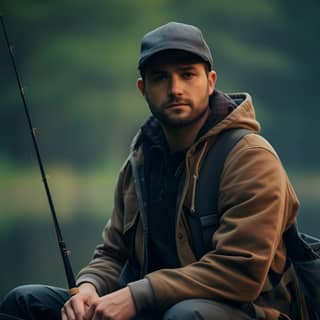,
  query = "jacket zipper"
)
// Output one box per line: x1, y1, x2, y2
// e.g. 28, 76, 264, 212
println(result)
190, 141, 208, 214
